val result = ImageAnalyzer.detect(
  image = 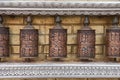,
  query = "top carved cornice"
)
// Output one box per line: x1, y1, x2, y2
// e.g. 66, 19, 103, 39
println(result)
0, 0, 119, 15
